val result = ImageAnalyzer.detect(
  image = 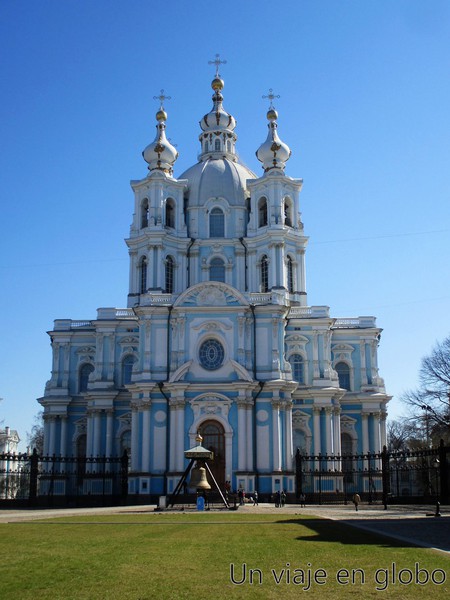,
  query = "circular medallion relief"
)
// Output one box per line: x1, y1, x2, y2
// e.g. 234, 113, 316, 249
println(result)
154, 410, 166, 423
256, 409, 269, 423
199, 339, 225, 370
